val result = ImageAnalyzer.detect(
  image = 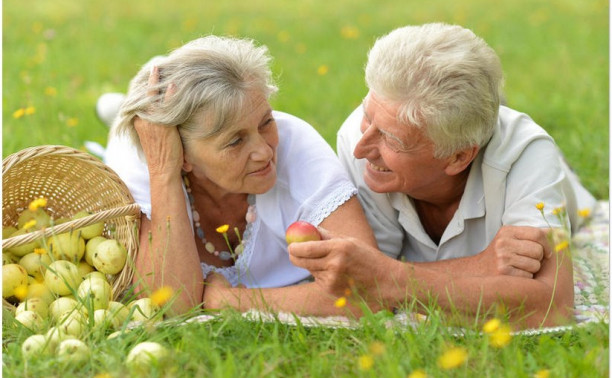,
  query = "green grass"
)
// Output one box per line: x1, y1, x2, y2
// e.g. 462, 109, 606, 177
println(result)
2, 0, 609, 377
2, 304, 610, 377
